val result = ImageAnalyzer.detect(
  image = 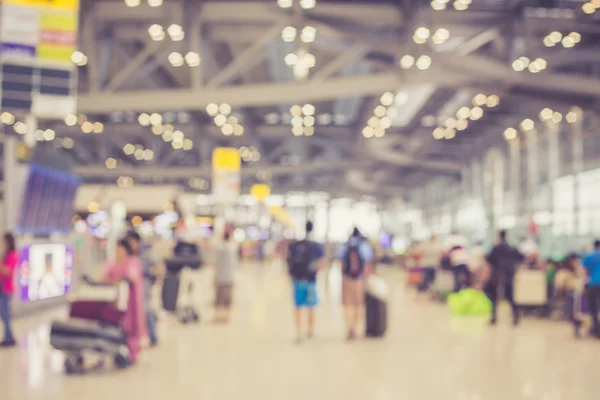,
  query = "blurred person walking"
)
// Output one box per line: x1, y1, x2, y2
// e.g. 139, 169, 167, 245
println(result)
287, 221, 325, 344
419, 235, 443, 291
337, 228, 374, 341
582, 240, 600, 337
444, 231, 470, 292
213, 231, 239, 324
127, 231, 160, 347
0, 233, 18, 347
485, 230, 525, 326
